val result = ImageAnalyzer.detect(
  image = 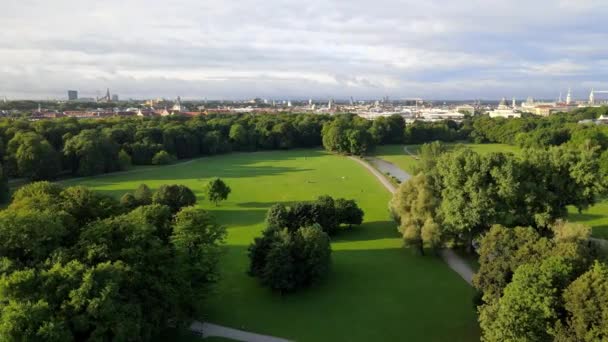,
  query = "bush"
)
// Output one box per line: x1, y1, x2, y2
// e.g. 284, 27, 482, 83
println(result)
152, 150, 176, 165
